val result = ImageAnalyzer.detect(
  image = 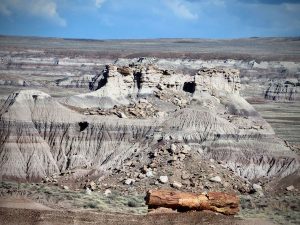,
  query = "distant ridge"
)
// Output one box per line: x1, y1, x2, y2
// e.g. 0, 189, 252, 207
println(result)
0, 35, 300, 61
